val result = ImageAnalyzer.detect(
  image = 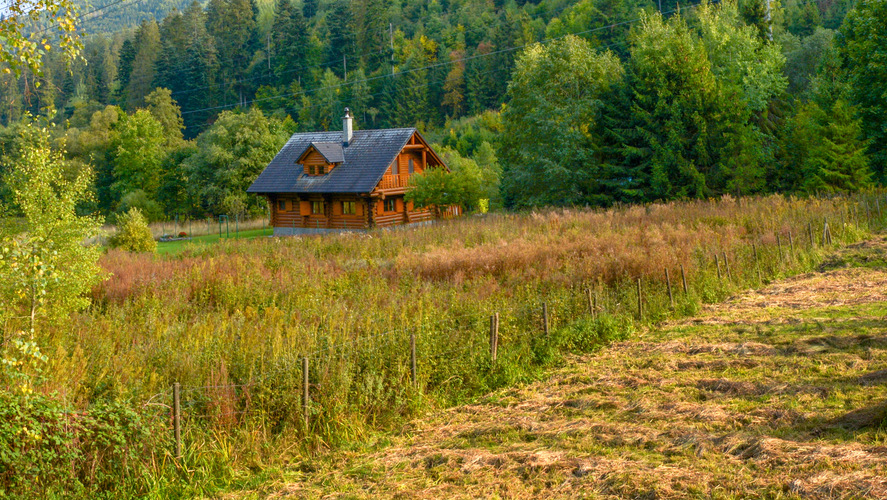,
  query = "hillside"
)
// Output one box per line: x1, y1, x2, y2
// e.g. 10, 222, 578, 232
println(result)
245, 238, 887, 498
77, 0, 195, 33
